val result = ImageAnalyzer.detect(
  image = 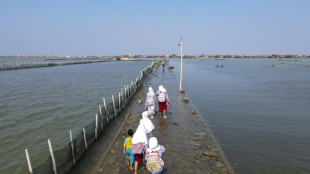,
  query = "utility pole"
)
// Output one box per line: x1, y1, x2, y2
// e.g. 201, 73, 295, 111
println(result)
179, 37, 183, 93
